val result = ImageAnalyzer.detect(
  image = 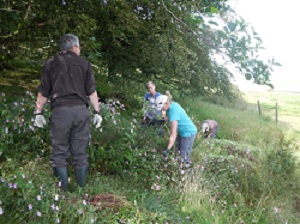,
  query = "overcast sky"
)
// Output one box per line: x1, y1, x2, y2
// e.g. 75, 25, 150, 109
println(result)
230, 0, 300, 91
